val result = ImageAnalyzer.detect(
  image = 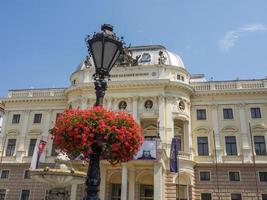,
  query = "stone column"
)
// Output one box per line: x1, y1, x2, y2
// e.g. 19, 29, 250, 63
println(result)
128, 166, 135, 200
99, 164, 107, 200
158, 95, 165, 140
183, 121, 190, 153
154, 163, 163, 200
0, 110, 9, 154
70, 184, 78, 200
166, 97, 174, 143
239, 104, 251, 162
121, 163, 128, 200
81, 97, 88, 109
211, 105, 223, 162
107, 97, 113, 109
132, 97, 138, 121
17, 110, 30, 162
